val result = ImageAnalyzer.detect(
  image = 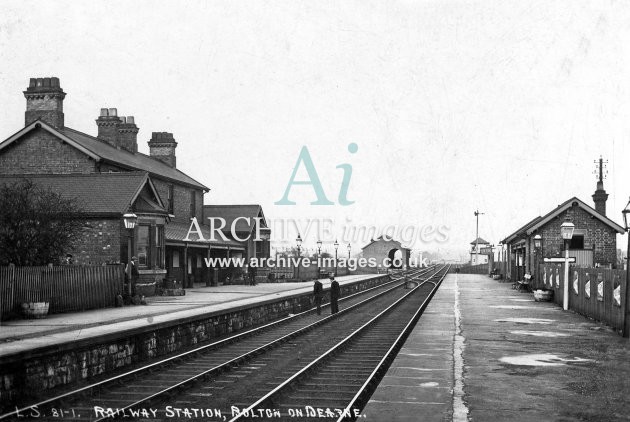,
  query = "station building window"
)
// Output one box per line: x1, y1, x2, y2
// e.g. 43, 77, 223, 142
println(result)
135, 224, 165, 269
167, 185, 174, 214
190, 191, 196, 219
137, 225, 150, 267
156, 225, 165, 268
